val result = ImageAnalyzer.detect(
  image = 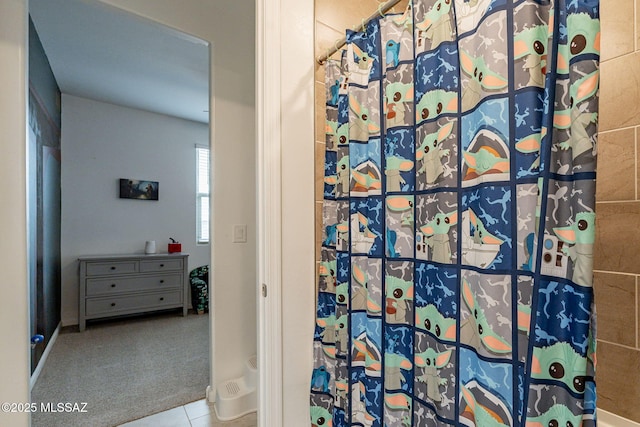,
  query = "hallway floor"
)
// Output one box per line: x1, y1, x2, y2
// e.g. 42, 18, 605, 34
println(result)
118, 398, 256, 427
